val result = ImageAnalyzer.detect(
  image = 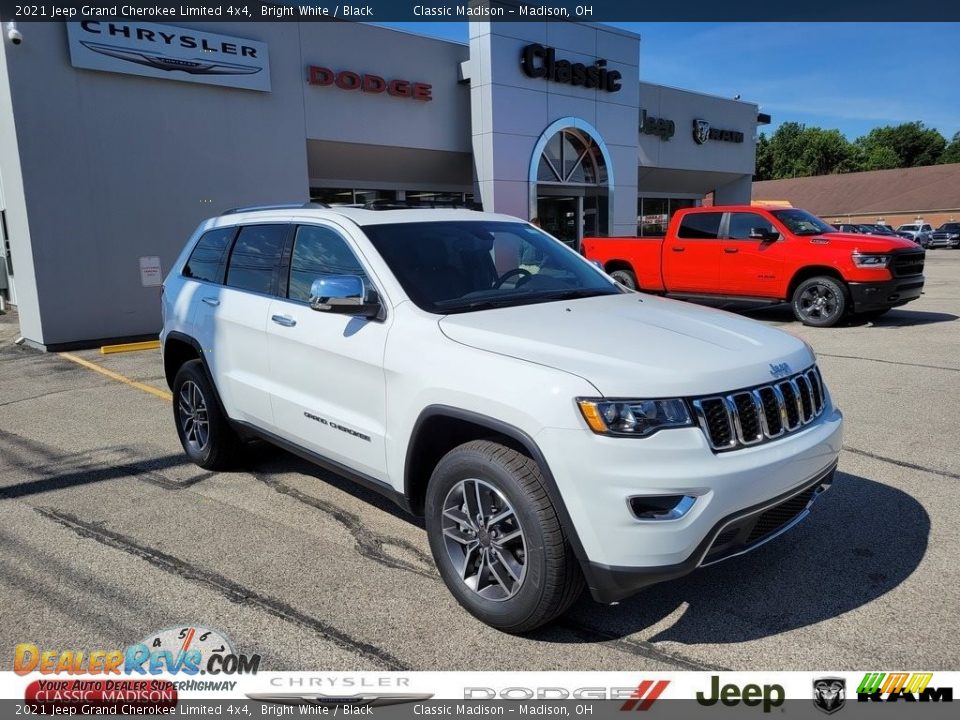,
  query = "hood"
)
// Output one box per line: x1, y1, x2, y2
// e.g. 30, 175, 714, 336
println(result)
439, 293, 815, 397
821, 232, 919, 251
